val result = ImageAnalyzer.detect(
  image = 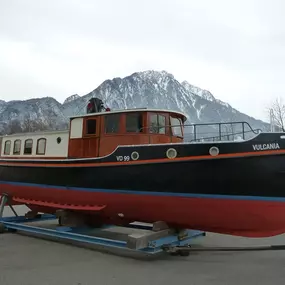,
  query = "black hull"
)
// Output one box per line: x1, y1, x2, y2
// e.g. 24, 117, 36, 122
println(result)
0, 132, 285, 199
